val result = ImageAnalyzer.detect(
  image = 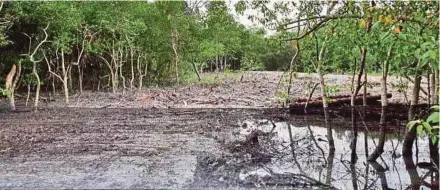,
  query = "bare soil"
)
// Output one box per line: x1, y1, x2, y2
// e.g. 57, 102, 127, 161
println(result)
21, 71, 428, 109
0, 71, 435, 189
